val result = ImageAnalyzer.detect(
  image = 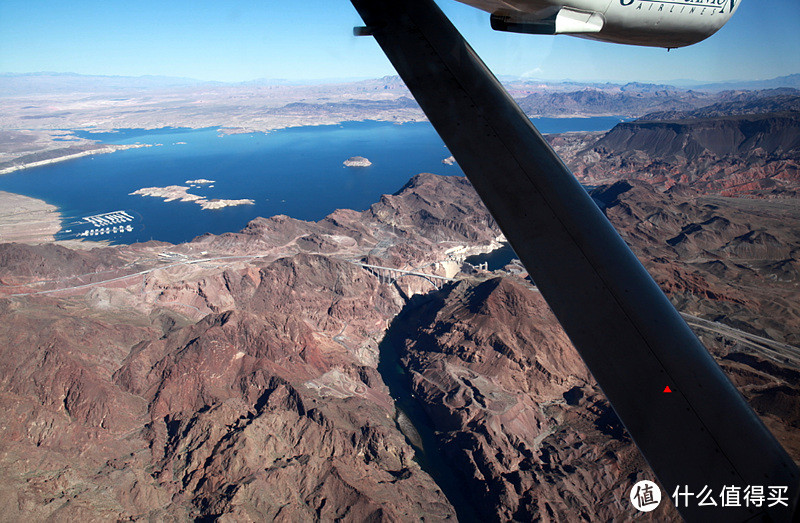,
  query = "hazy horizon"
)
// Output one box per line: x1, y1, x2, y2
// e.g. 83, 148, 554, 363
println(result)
2, 70, 799, 89
1, 1, 798, 85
